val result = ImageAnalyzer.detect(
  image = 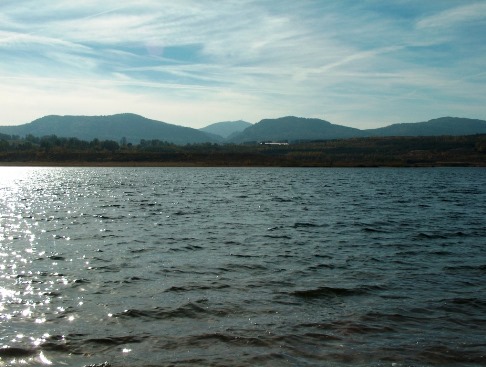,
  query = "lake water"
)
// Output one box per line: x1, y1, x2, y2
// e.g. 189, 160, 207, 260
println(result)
1, 167, 485, 367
